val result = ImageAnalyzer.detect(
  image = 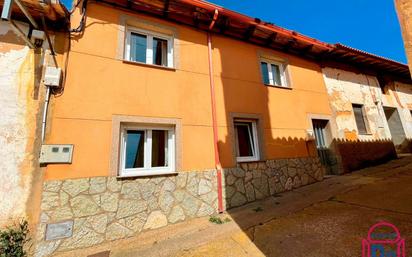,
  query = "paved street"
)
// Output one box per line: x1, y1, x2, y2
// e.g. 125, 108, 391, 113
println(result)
56, 155, 412, 257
